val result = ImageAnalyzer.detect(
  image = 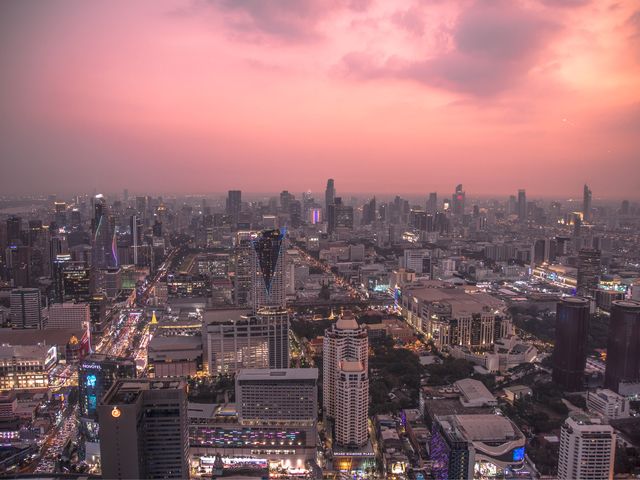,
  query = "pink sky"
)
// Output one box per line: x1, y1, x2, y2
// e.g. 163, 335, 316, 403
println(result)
1, 0, 639, 198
